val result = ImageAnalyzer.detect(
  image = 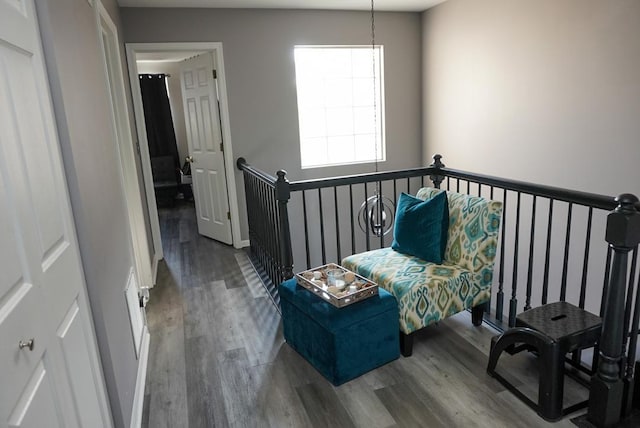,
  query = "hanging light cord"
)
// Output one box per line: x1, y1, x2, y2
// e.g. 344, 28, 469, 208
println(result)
371, 0, 378, 176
